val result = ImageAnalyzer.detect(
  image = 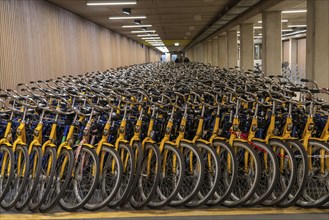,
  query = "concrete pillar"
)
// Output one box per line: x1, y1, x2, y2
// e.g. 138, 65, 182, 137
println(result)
203, 42, 208, 64
289, 38, 297, 69
218, 35, 228, 68
227, 30, 238, 68
240, 23, 254, 71
207, 40, 212, 65
262, 11, 282, 75
212, 37, 219, 66
306, 0, 329, 94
